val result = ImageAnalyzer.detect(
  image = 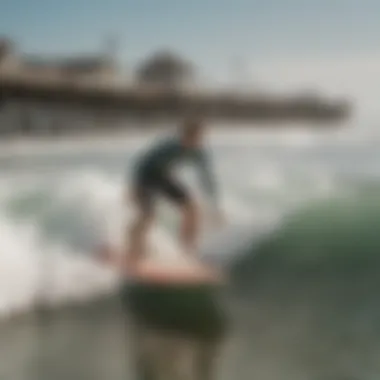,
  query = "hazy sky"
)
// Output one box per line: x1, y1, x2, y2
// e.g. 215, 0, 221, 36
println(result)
1, 0, 380, 101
